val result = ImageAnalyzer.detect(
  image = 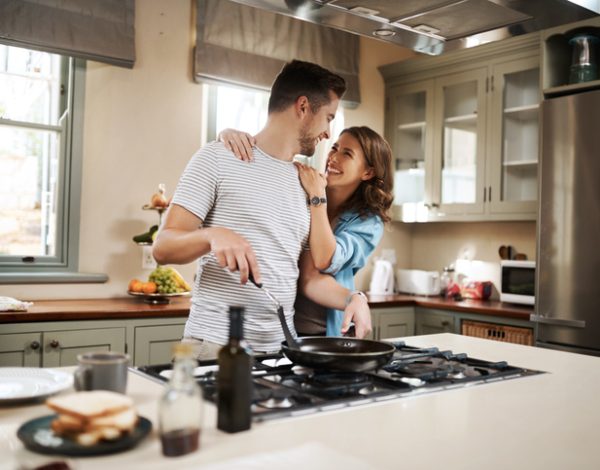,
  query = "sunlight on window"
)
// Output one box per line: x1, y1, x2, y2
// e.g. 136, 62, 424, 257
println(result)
212, 83, 344, 171
0, 45, 62, 257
